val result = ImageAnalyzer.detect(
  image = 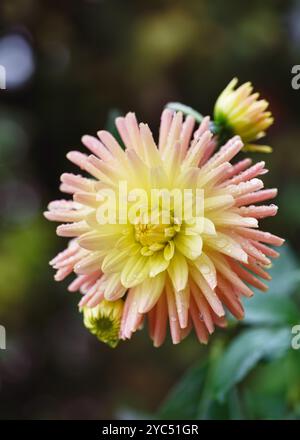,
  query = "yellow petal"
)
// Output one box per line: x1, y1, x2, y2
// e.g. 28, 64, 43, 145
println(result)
192, 253, 217, 290
102, 273, 127, 301
137, 272, 166, 313
242, 144, 273, 153
149, 252, 169, 277
164, 241, 175, 261
121, 254, 150, 288
78, 230, 121, 251
102, 248, 132, 273
174, 283, 190, 329
206, 232, 248, 263
189, 266, 224, 317
174, 233, 203, 260
74, 251, 103, 274
167, 252, 188, 291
